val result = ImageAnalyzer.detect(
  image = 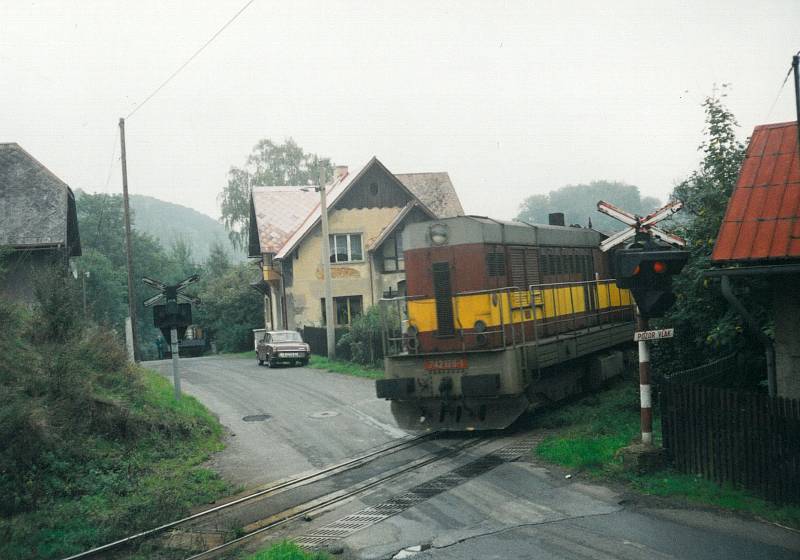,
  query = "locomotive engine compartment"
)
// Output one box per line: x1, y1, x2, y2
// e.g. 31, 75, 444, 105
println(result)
376, 215, 635, 431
